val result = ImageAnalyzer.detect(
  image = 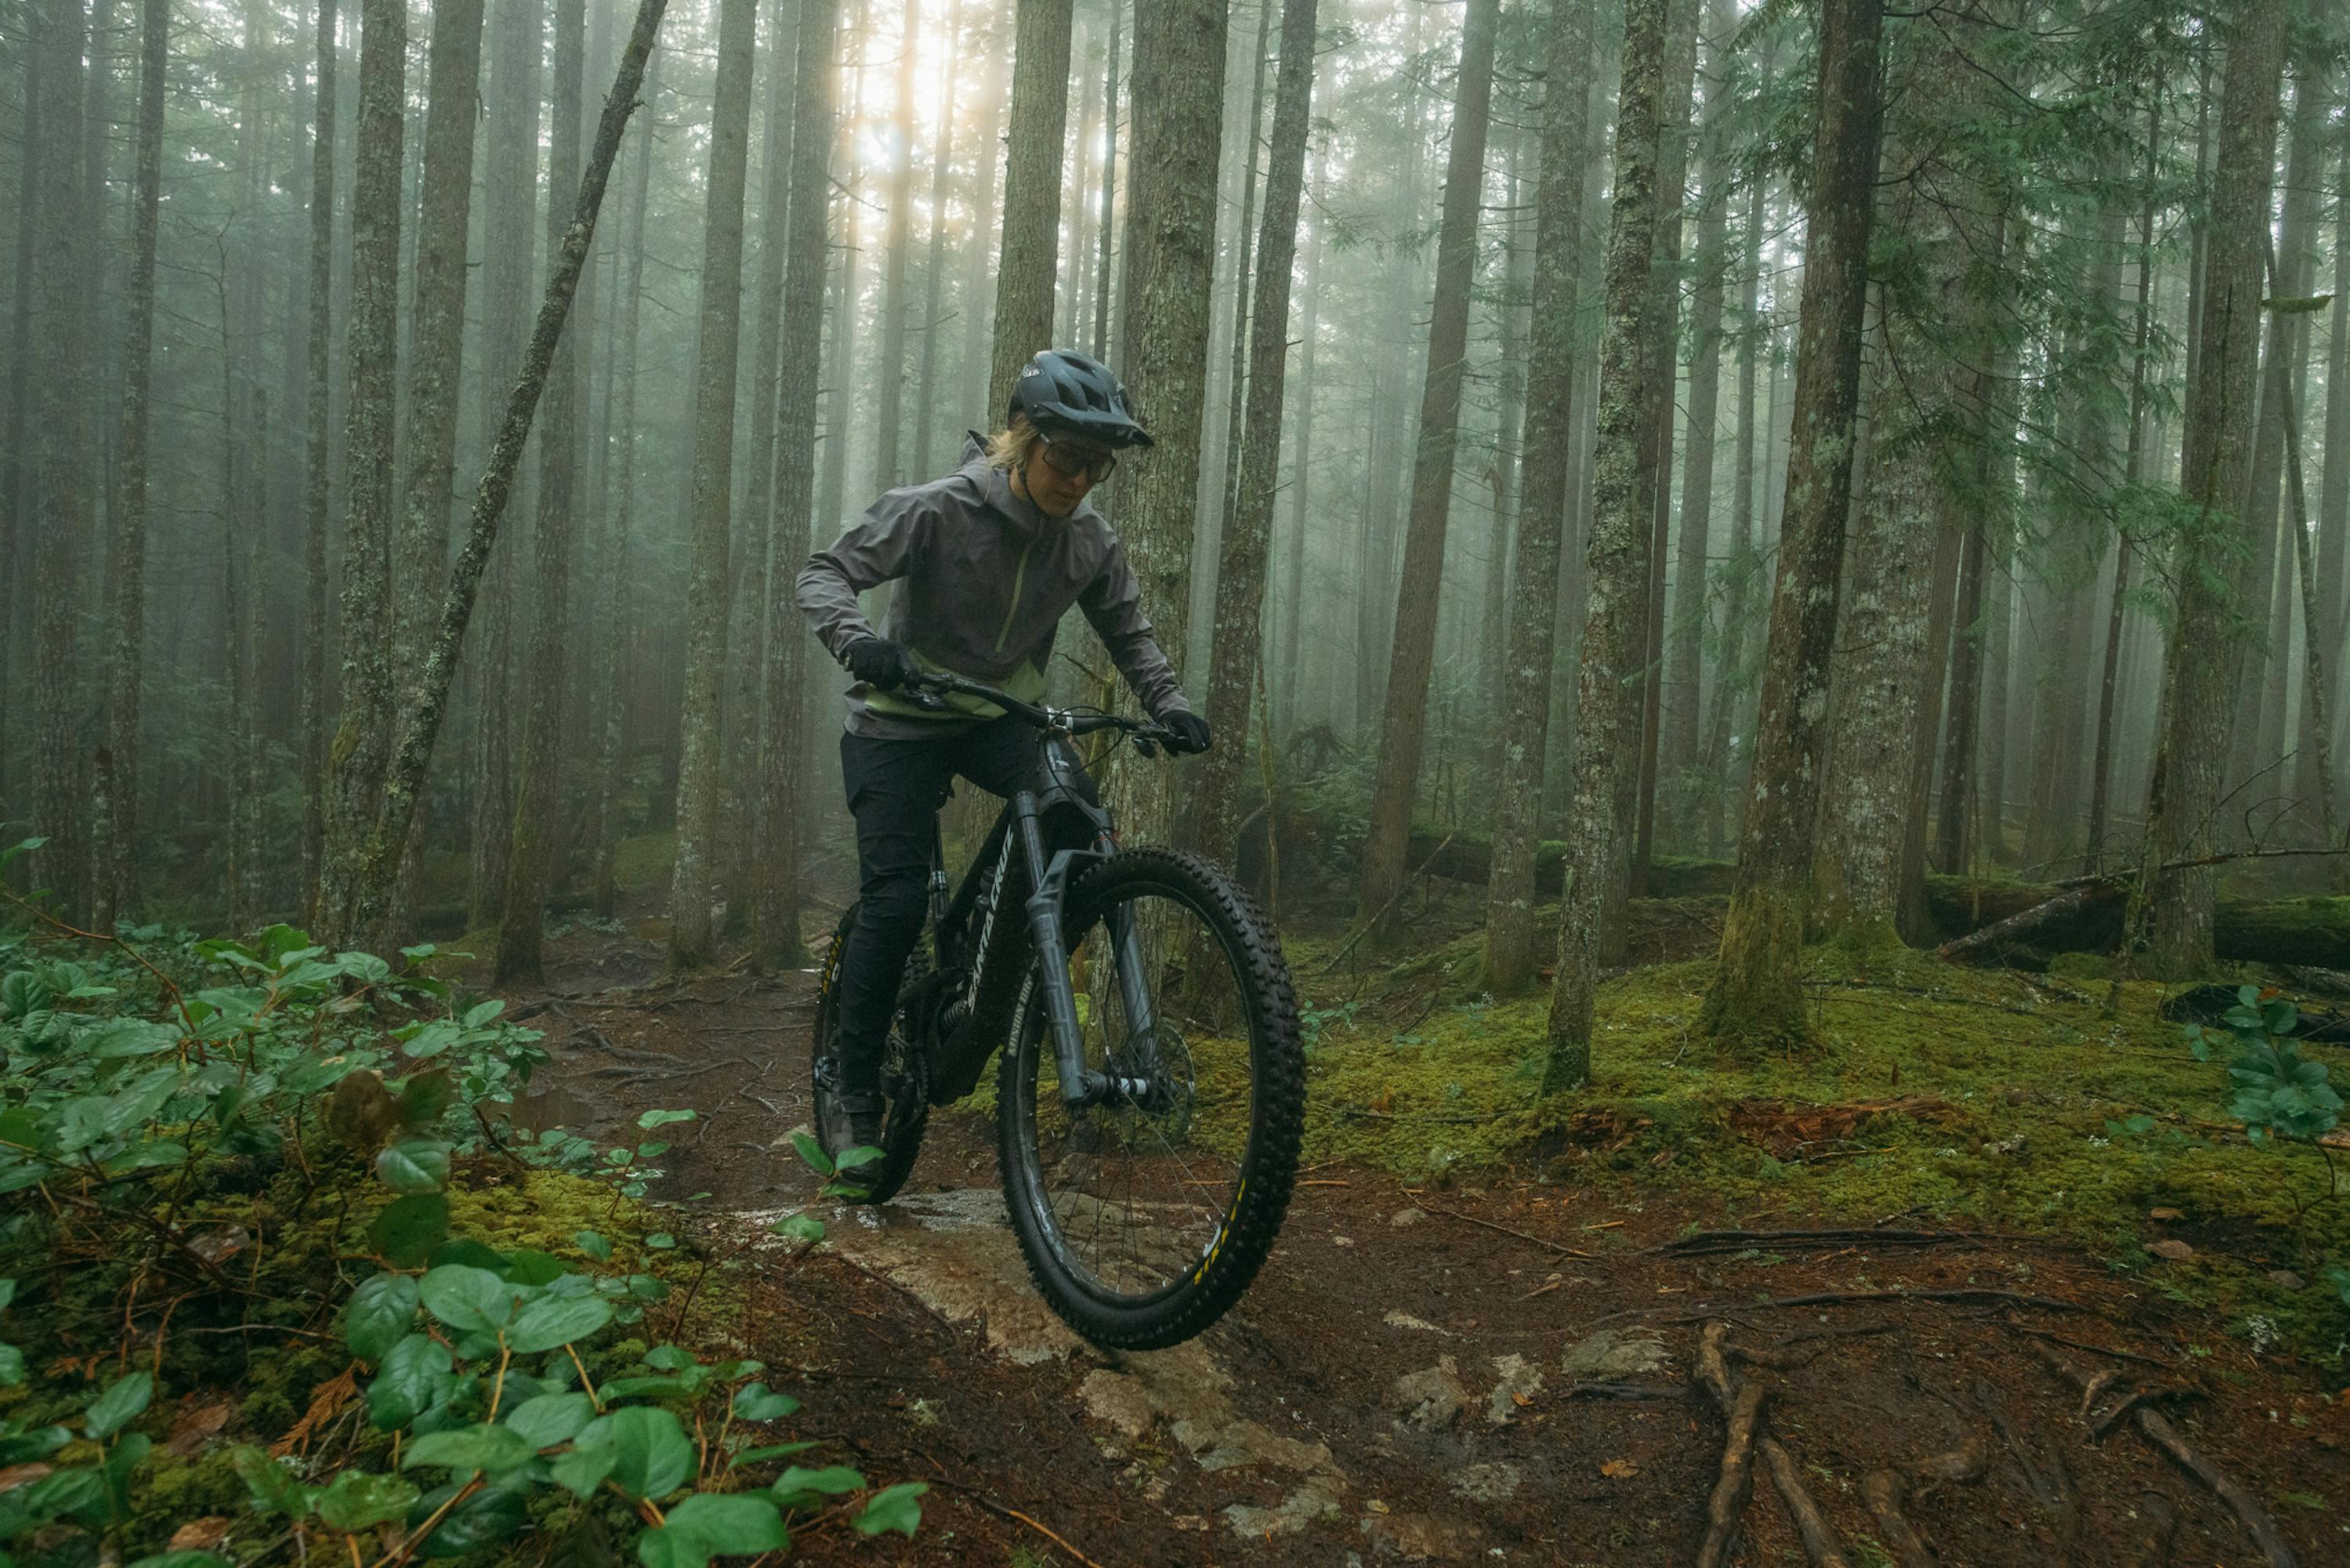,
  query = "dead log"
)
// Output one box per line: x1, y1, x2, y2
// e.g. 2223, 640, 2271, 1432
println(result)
1862, 1470, 1935, 1568
1694, 1324, 1771, 1568
1762, 1435, 1849, 1568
